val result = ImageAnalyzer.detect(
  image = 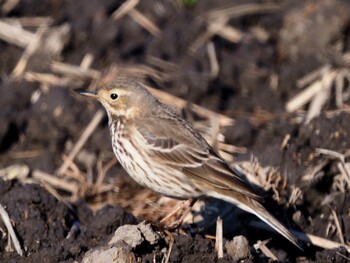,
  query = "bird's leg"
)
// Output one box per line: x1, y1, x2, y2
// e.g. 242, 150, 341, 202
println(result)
160, 199, 196, 230
168, 199, 196, 230
160, 200, 193, 225
163, 229, 174, 263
